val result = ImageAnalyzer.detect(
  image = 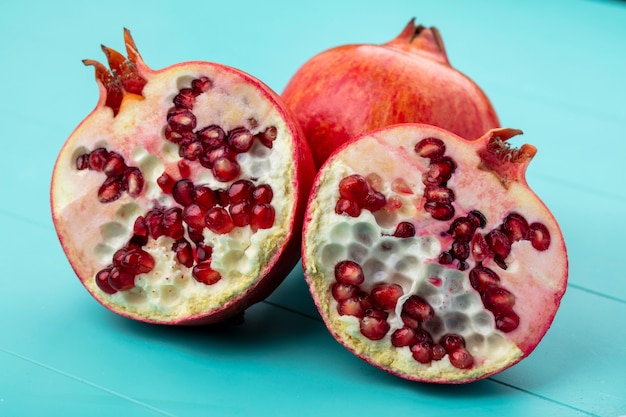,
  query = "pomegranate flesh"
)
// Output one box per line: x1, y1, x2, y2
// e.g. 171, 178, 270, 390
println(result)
302, 124, 567, 383
282, 18, 500, 168
51, 30, 315, 325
